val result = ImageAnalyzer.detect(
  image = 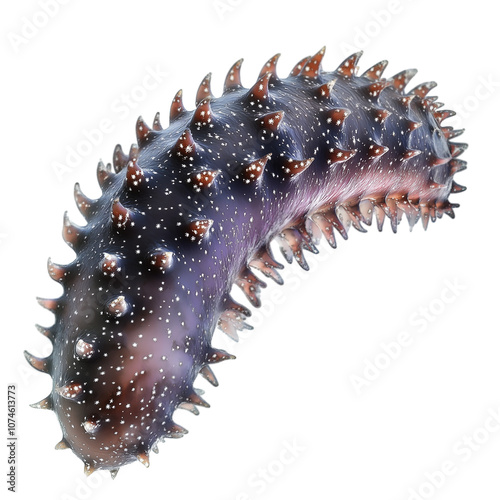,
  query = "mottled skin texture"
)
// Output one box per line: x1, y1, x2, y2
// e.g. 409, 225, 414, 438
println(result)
26, 48, 467, 476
